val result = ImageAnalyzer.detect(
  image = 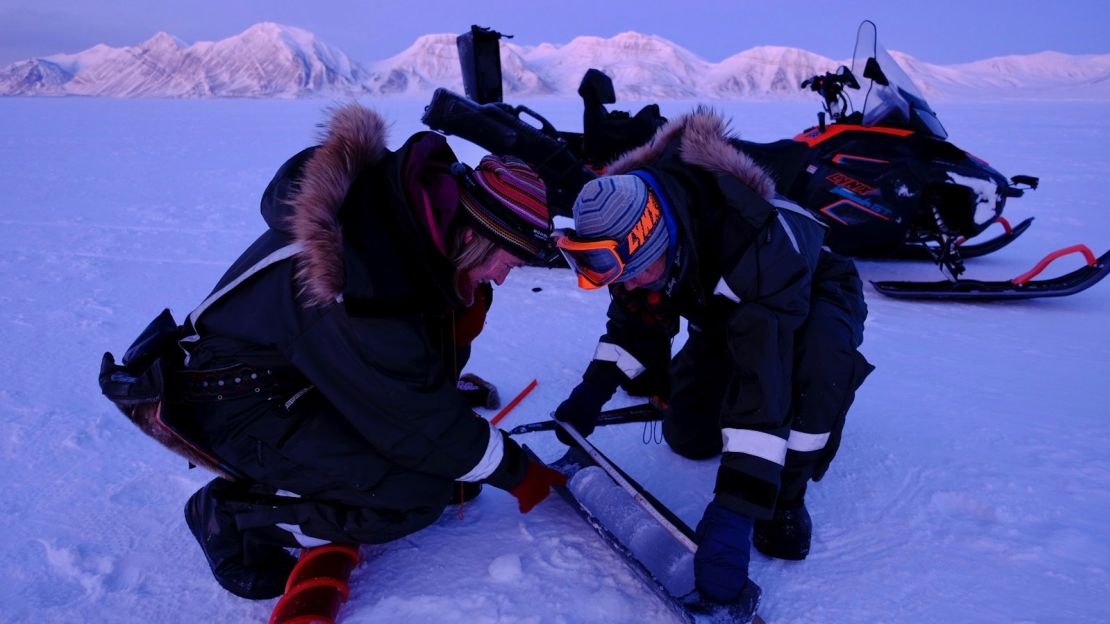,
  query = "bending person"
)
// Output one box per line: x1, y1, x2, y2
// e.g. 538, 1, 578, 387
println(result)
553, 107, 873, 617
172, 105, 565, 599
